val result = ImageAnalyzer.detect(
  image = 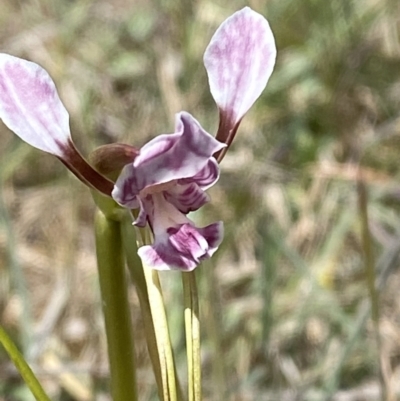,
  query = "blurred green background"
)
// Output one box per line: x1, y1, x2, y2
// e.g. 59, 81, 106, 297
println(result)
1, 0, 400, 400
